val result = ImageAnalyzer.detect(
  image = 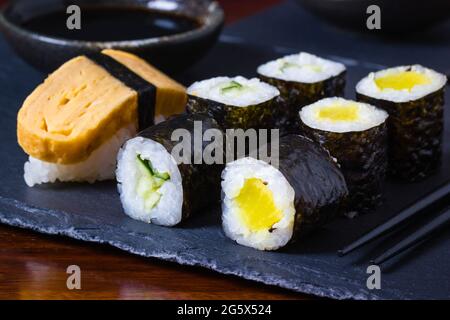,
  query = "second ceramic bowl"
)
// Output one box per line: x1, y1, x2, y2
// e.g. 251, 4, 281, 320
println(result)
296, 0, 450, 34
